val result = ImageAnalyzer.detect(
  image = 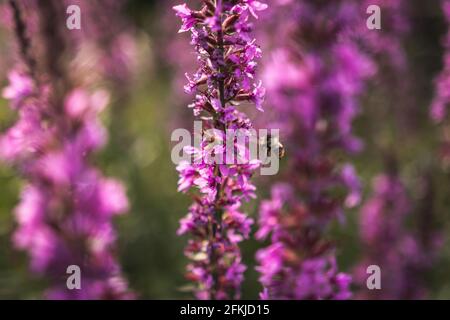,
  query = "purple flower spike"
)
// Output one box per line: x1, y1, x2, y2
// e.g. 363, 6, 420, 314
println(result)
174, 0, 266, 299
255, 0, 375, 300
1, 0, 133, 299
